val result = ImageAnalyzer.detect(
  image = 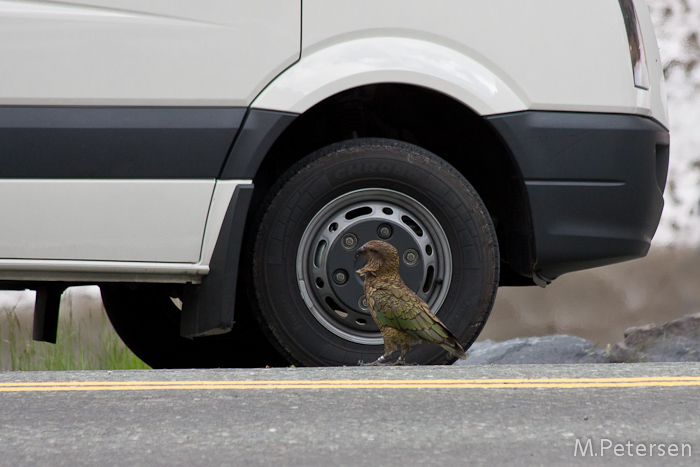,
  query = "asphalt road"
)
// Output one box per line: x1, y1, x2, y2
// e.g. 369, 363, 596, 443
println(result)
1, 363, 698, 466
